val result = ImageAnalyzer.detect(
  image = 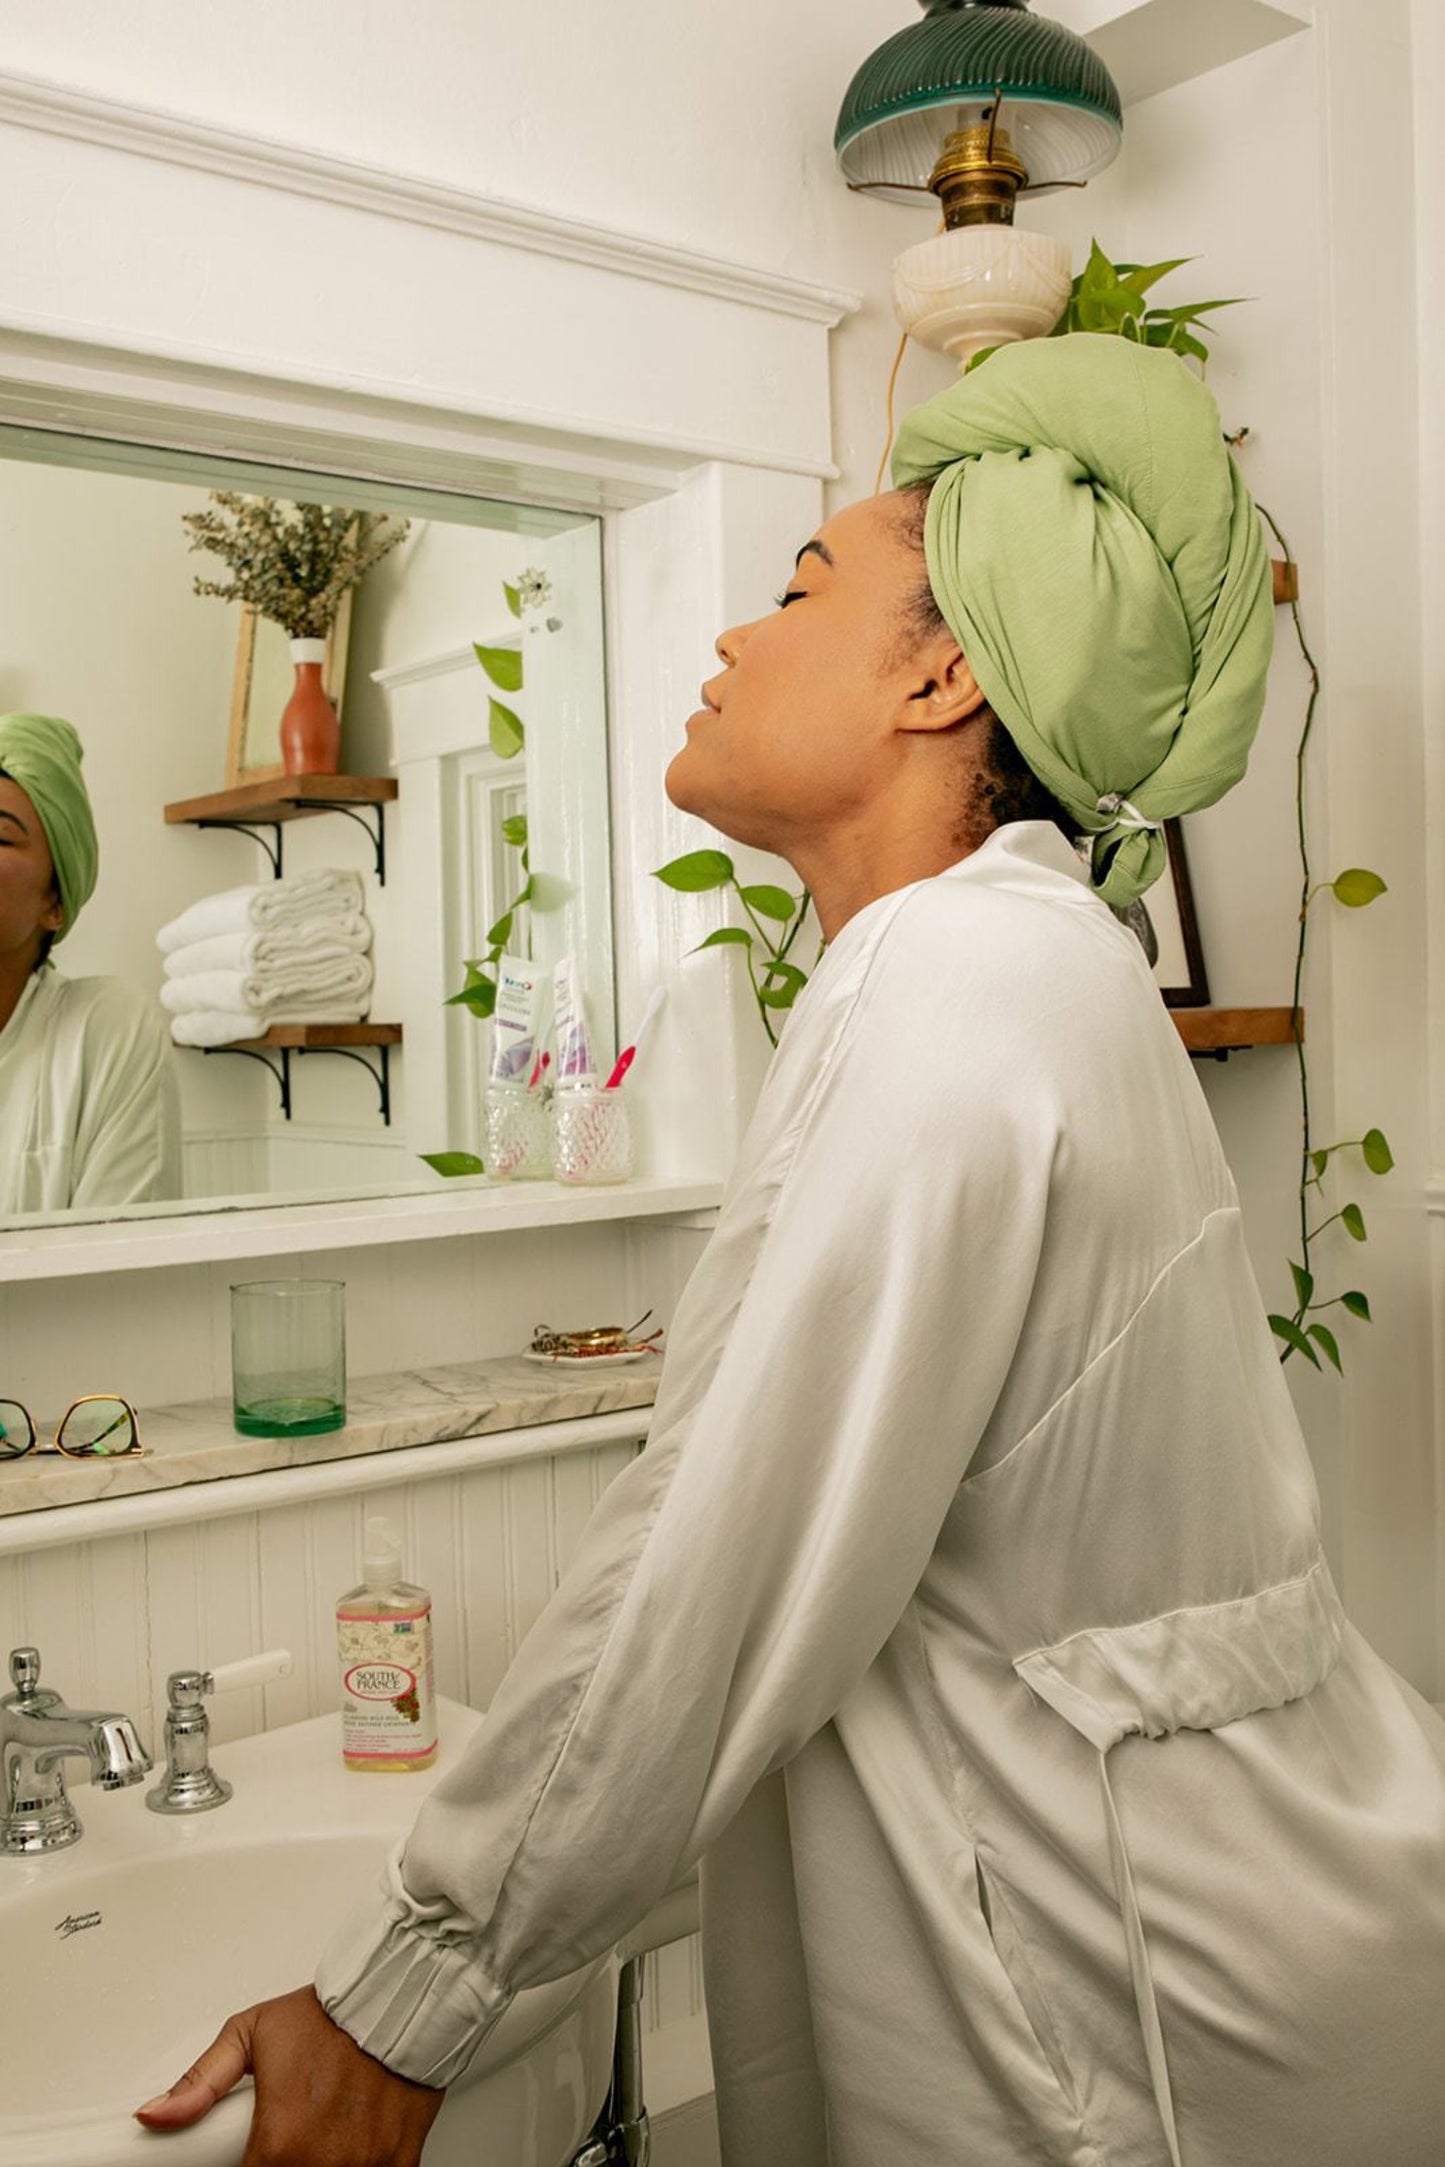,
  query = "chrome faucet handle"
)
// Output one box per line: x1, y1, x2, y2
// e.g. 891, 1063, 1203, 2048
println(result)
4, 1646, 60, 1713
146, 1648, 292, 1816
